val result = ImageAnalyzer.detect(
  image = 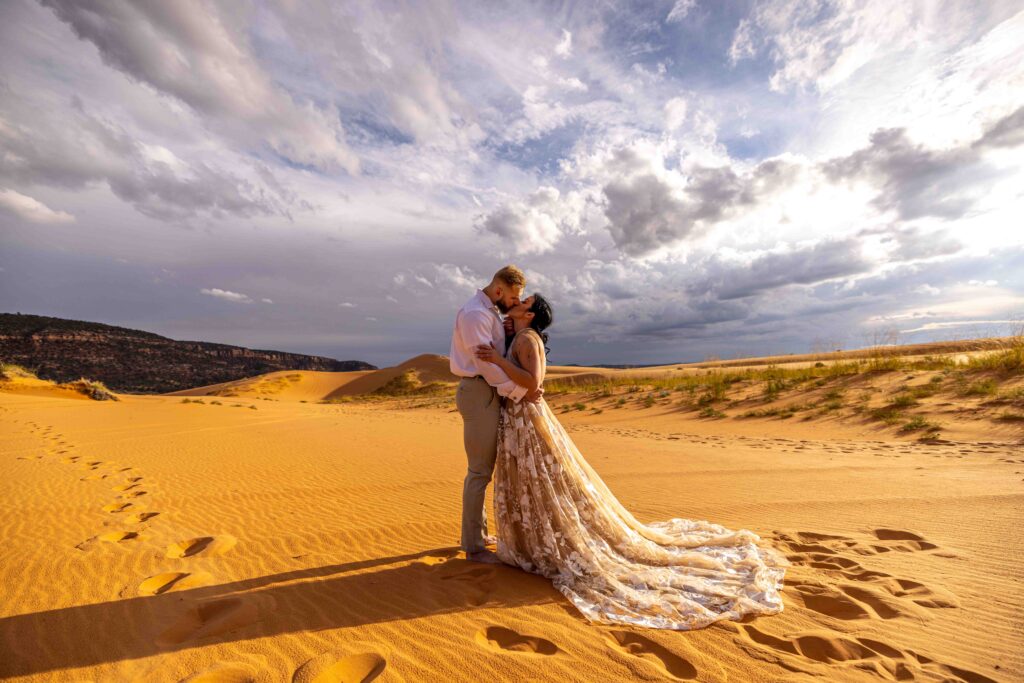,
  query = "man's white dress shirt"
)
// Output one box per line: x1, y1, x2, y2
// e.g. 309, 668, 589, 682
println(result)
450, 289, 528, 402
